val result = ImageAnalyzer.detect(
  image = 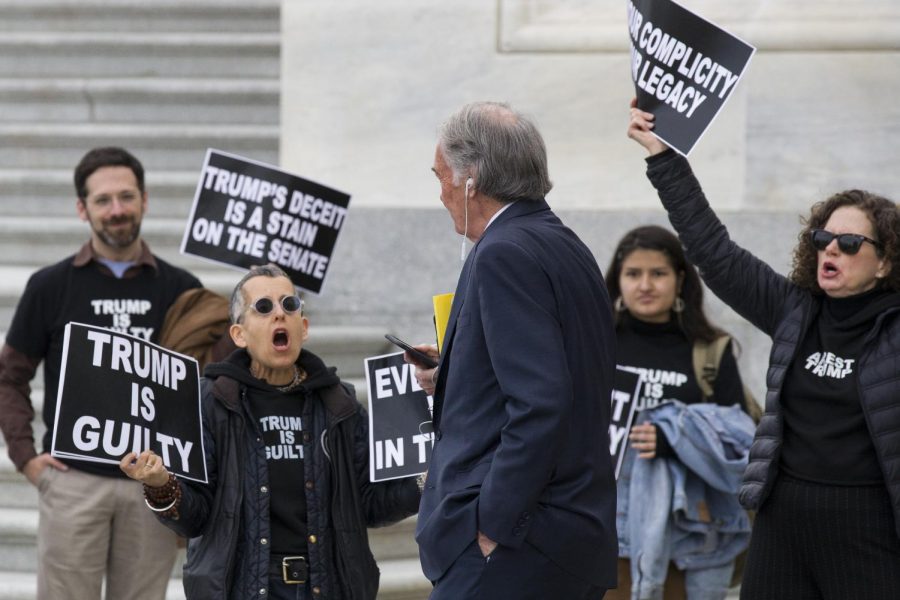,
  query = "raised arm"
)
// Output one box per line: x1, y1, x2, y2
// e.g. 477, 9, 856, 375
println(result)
628, 100, 803, 336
